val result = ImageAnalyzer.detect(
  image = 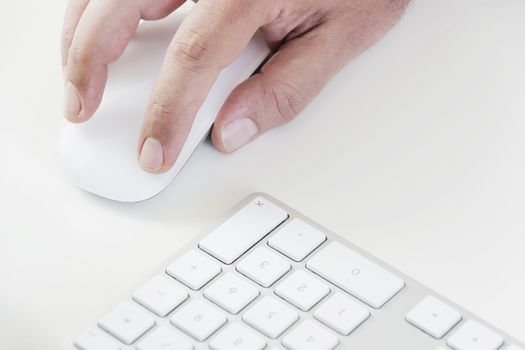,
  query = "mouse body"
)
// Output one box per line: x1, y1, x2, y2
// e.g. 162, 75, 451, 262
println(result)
58, 8, 270, 202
